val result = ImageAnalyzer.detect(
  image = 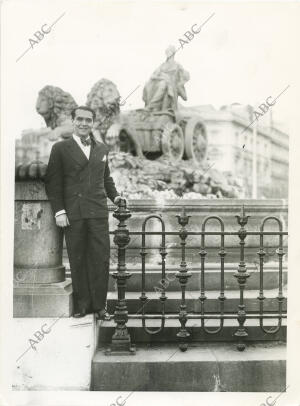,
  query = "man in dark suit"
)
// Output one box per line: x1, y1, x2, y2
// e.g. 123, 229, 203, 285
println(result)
45, 105, 124, 319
